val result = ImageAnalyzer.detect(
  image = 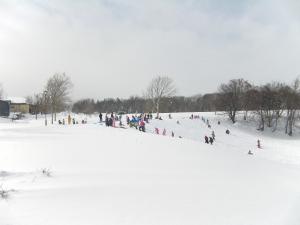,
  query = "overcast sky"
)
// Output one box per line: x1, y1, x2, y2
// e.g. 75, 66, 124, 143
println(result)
0, 0, 300, 100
